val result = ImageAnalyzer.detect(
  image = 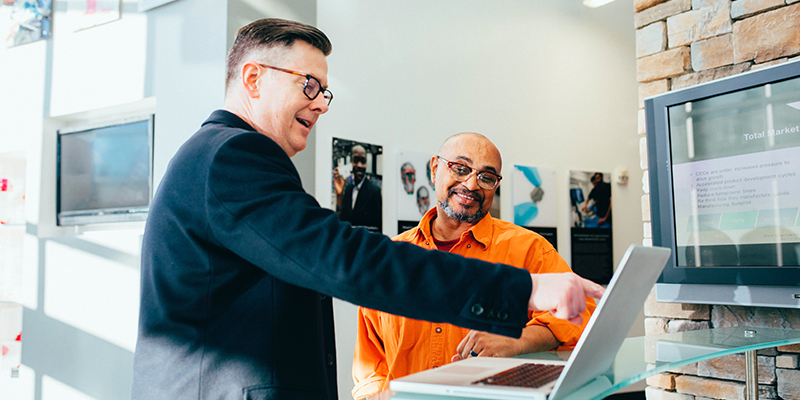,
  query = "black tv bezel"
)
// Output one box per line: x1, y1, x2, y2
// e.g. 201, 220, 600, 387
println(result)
56, 114, 155, 226
645, 59, 800, 288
